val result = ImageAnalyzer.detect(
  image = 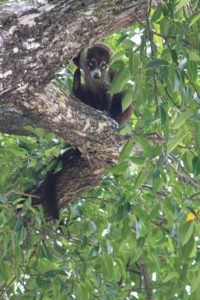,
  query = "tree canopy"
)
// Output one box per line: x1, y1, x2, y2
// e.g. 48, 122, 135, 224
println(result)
0, 0, 200, 299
